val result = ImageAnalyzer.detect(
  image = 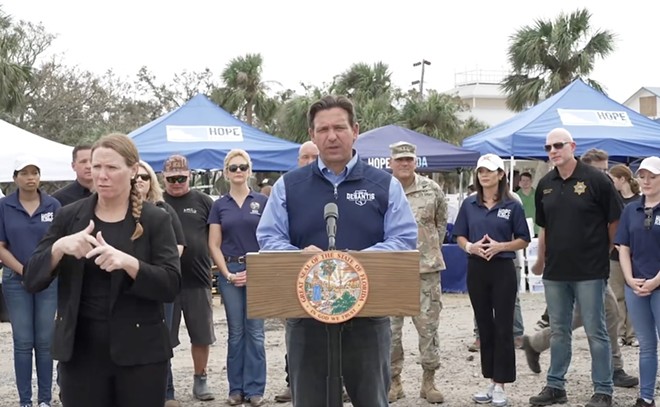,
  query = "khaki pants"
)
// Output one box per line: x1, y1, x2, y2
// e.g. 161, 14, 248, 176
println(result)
609, 259, 636, 342
529, 284, 624, 370
390, 272, 442, 377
